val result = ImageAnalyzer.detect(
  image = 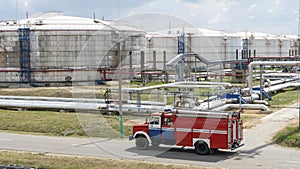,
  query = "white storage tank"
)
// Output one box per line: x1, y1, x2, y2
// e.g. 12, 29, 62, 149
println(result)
0, 12, 144, 86
237, 32, 290, 57
144, 28, 242, 70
